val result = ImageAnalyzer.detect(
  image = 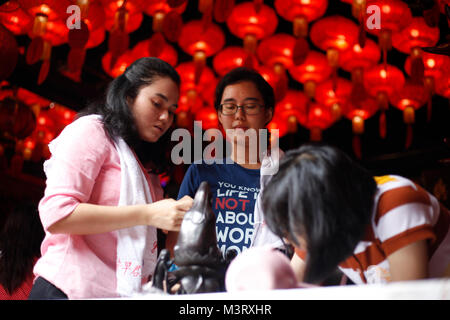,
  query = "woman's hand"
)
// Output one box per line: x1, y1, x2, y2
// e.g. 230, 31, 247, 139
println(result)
144, 196, 193, 231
